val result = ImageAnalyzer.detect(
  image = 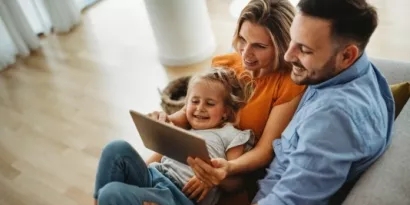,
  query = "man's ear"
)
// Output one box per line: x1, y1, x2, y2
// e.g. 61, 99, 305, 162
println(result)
339, 44, 360, 69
